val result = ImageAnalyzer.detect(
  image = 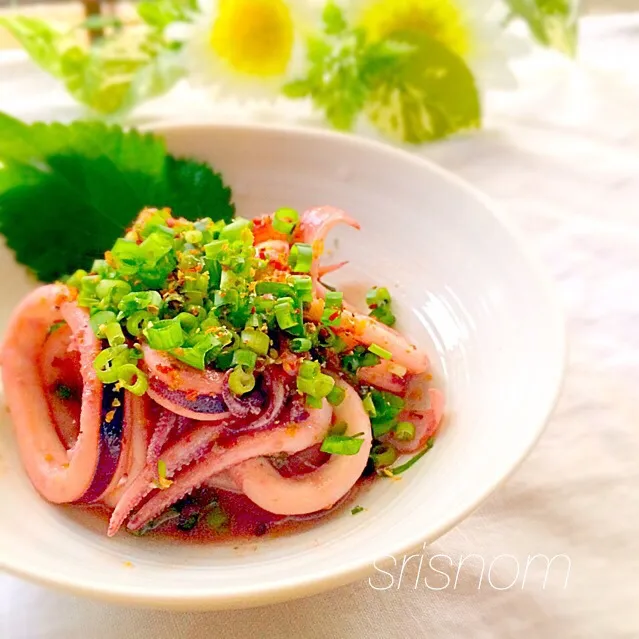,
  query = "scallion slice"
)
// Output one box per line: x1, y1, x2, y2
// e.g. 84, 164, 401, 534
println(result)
228, 365, 256, 395
126, 311, 153, 337
274, 299, 297, 330
289, 275, 313, 303
103, 322, 125, 347
89, 310, 117, 338
394, 421, 416, 441
297, 372, 335, 398
241, 328, 270, 356
298, 360, 320, 379
370, 443, 398, 468
326, 385, 346, 406
290, 337, 312, 353
288, 243, 313, 273
368, 343, 392, 360
255, 282, 293, 297
232, 348, 258, 371
219, 218, 251, 242
143, 318, 184, 351
321, 434, 364, 456
117, 364, 148, 396
93, 345, 129, 384
272, 207, 299, 235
